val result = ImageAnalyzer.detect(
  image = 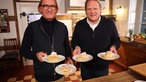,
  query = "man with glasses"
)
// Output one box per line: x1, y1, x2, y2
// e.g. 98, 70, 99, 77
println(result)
20, 0, 73, 82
